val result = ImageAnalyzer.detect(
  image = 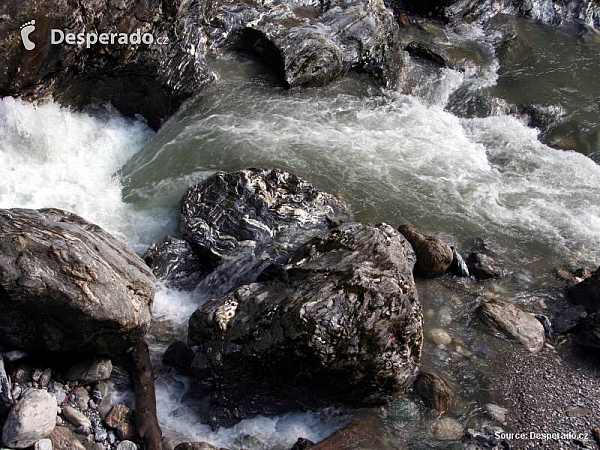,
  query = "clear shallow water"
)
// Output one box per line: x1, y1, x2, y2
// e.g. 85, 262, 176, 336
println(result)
0, 17, 599, 450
